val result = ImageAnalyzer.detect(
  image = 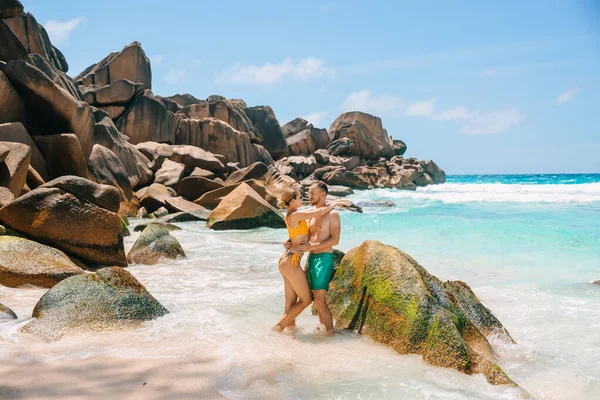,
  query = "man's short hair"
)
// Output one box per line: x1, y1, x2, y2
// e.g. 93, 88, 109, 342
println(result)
311, 181, 328, 195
